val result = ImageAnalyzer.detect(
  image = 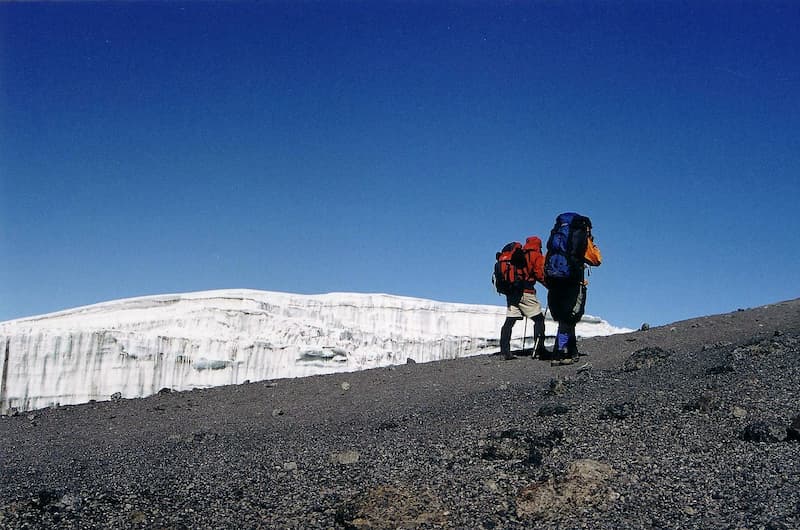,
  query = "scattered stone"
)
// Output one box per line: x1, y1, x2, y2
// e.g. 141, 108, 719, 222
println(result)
187, 430, 218, 444
732, 406, 747, 419
340, 382, 351, 391
538, 404, 570, 417
157, 387, 171, 394
516, 459, 618, 519
480, 429, 562, 466
741, 420, 784, 443
331, 451, 361, 465
31, 489, 63, 511
533, 429, 564, 452
406, 358, 416, 364
335, 485, 446, 529
130, 511, 147, 524
548, 379, 566, 395
733, 338, 783, 357
683, 393, 718, 413
110, 392, 122, 402
639, 323, 650, 331
622, 347, 670, 371
283, 461, 298, 471
701, 340, 733, 352
600, 402, 634, 420
786, 415, 800, 442
60, 493, 80, 512
272, 408, 284, 418
480, 429, 533, 463
377, 420, 400, 431
765, 518, 794, 530
706, 364, 735, 375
